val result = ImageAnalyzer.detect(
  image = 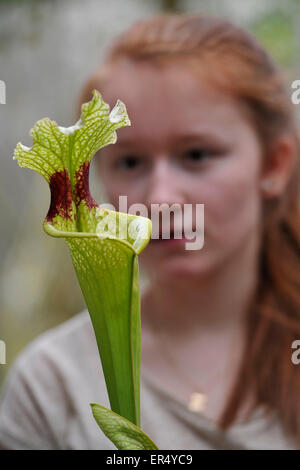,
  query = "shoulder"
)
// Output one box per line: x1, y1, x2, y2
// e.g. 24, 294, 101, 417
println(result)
16, 309, 93, 364
3, 308, 107, 404
0, 310, 110, 449
13, 309, 99, 377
